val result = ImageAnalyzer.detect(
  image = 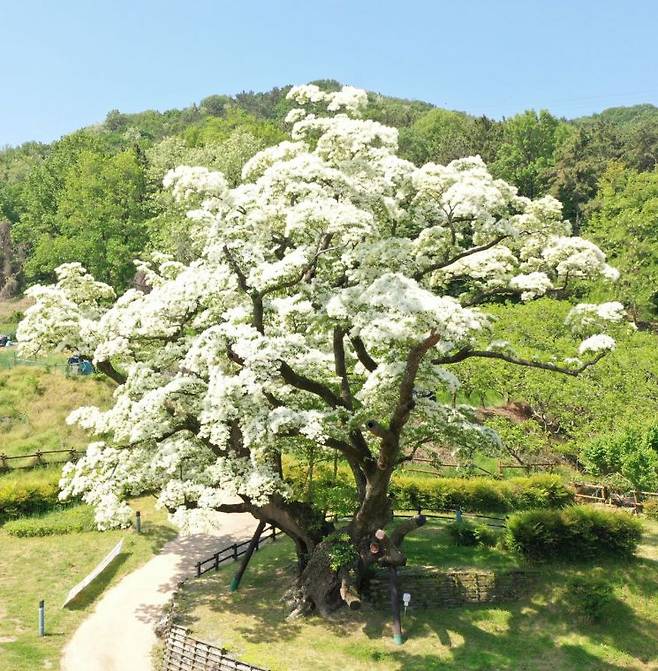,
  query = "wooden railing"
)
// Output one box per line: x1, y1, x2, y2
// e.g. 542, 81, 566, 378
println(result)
195, 523, 279, 577
0, 448, 80, 470
163, 624, 269, 671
